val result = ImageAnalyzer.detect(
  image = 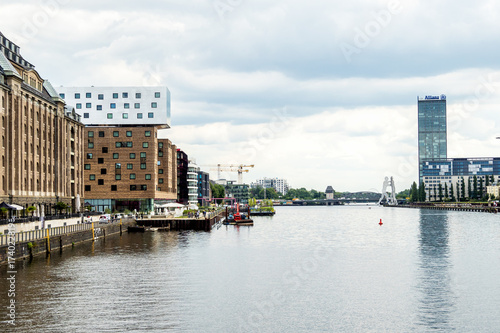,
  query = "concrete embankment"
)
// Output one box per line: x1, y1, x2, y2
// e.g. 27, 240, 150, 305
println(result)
390, 204, 499, 213
137, 210, 226, 232
0, 220, 137, 265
